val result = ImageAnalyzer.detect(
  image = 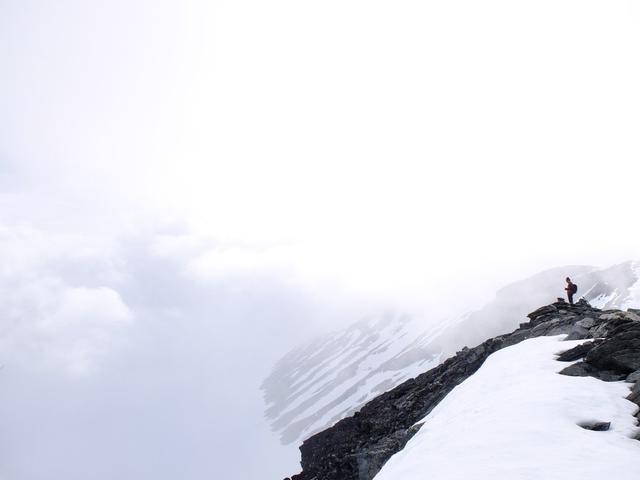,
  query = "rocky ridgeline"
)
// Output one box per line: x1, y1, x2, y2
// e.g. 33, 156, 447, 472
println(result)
285, 299, 640, 480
